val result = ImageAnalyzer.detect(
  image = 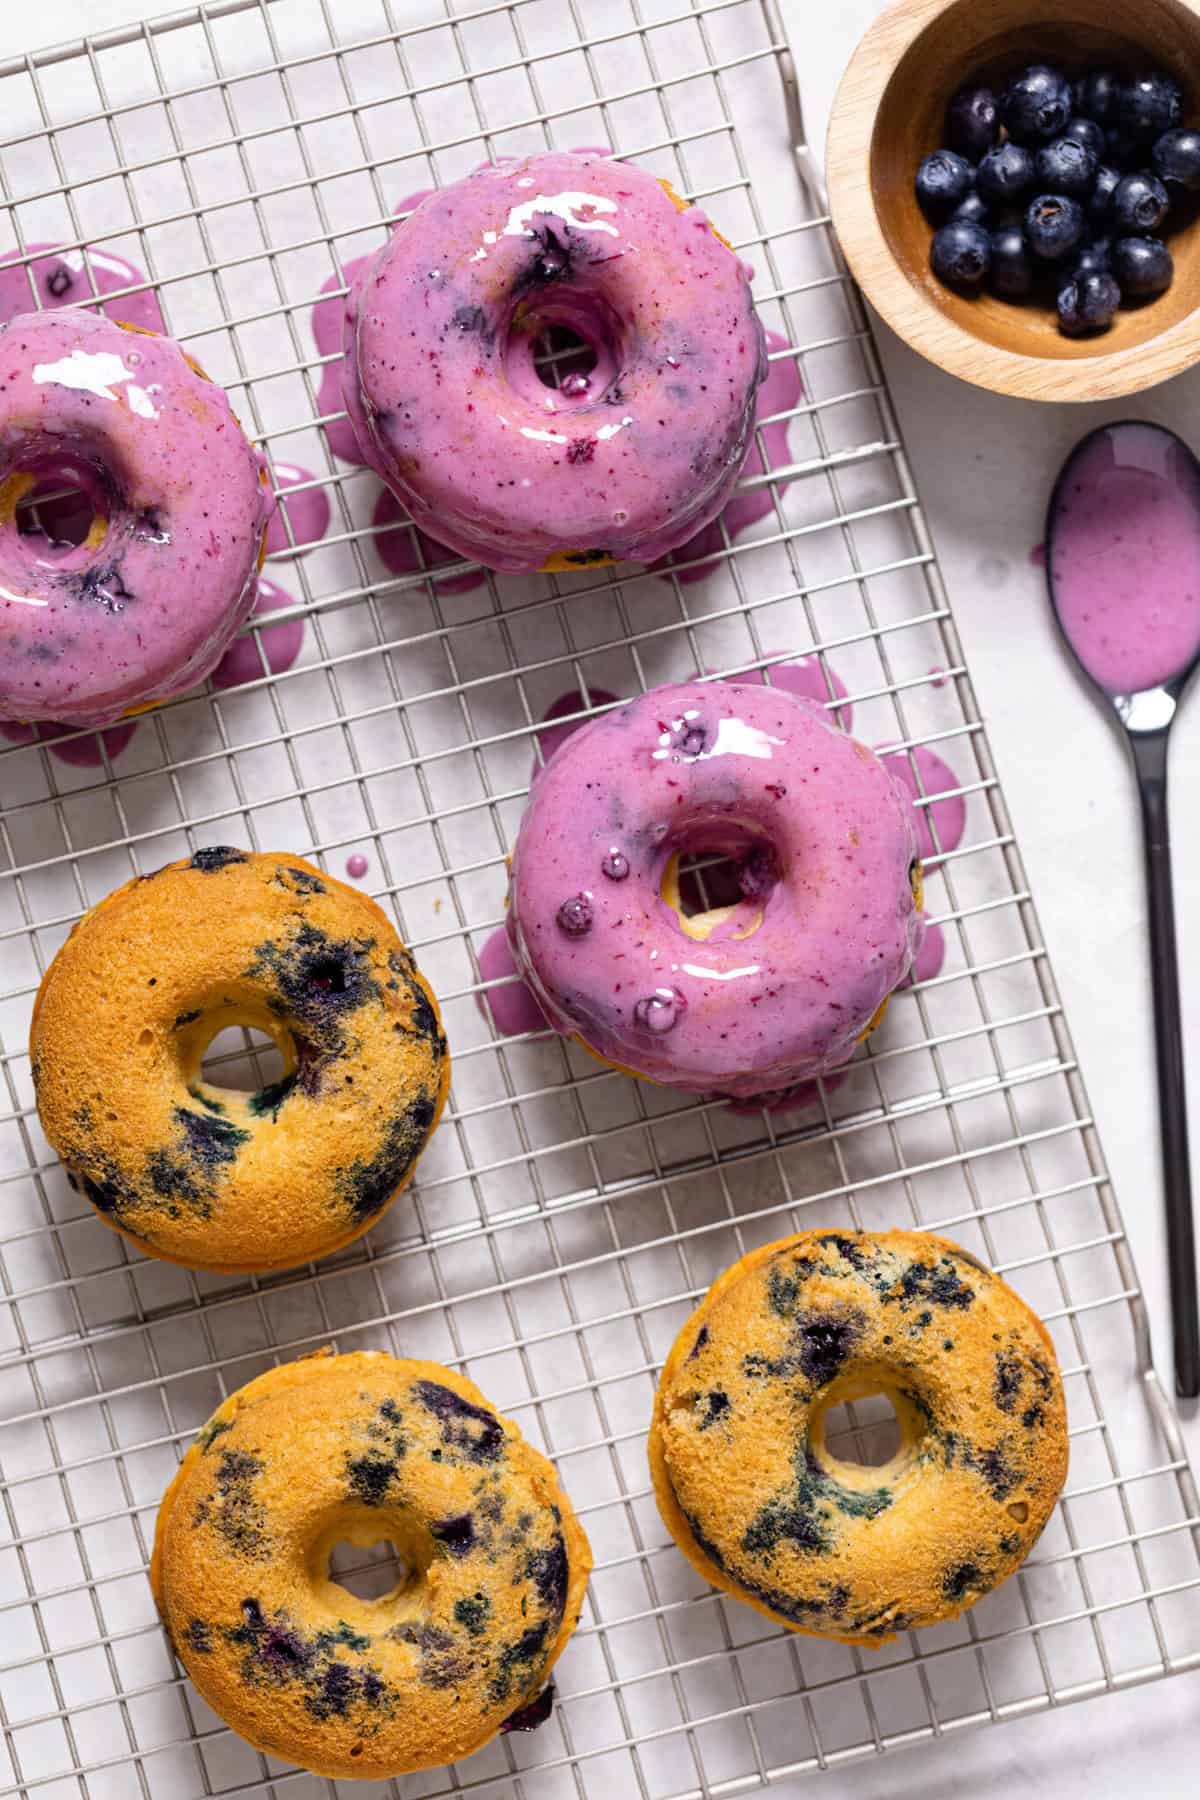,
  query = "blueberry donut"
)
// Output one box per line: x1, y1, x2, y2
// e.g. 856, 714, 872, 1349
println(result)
31, 850, 448, 1271
151, 1349, 592, 1778
0, 307, 272, 726
505, 681, 924, 1098
650, 1230, 1068, 1644
342, 151, 766, 572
